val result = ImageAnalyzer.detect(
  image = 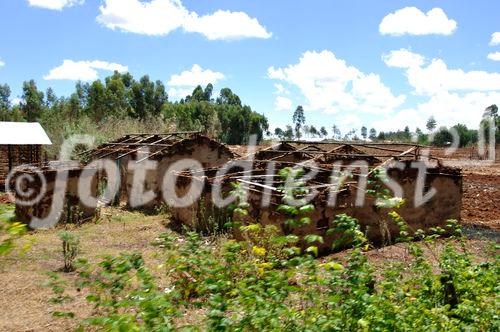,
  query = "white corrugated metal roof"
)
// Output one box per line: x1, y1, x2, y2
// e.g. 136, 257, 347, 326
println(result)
0, 122, 52, 145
